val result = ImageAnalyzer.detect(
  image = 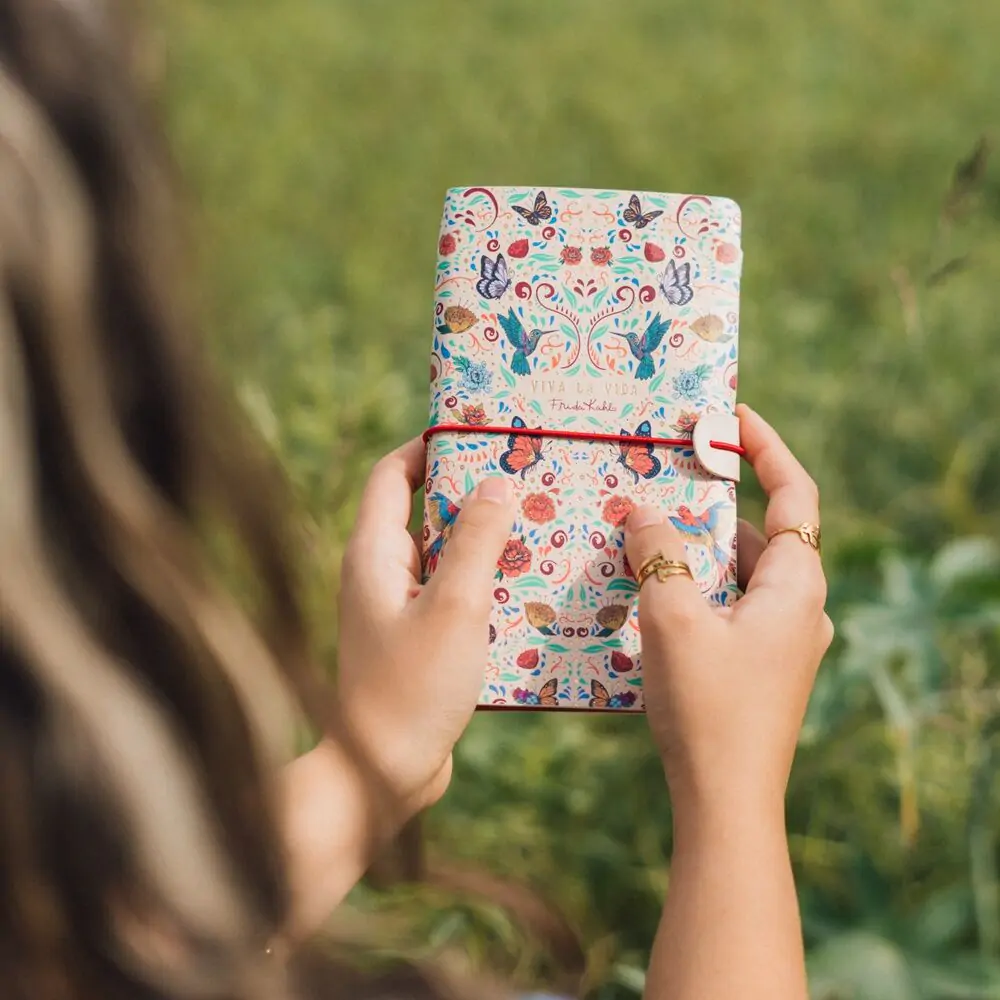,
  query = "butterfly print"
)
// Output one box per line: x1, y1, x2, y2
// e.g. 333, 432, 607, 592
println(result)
514, 678, 559, 707
499, 416, 545, 479
660, 259, 693, 306
622, 193, 664, 230
511, 190, 552, 226
589, 679, 637, 709
618, 419, 662, 484
476, 252, 511, 300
